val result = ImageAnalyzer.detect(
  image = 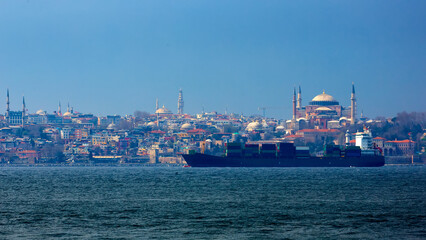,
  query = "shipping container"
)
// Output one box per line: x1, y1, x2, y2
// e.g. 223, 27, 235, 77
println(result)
244, 144, 259, 157
295, 146, 310, 157
259, 144, 276, 158
345, 152, 361, 157
226, 142, 242, 150
278, 143, 295, 158
346, 146, 361, 150
261, 144, 277, 151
